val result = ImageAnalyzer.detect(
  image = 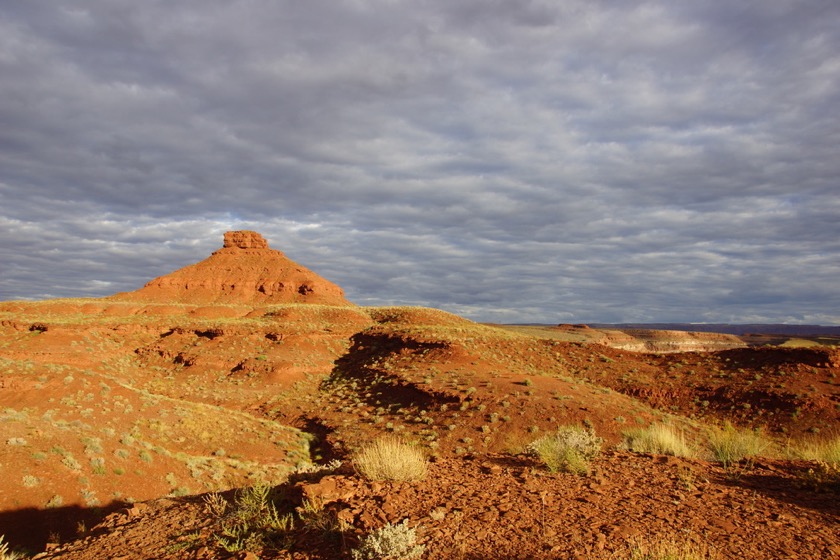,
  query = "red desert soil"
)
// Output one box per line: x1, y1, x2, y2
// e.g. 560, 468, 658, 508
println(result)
0, 231, 837, 559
